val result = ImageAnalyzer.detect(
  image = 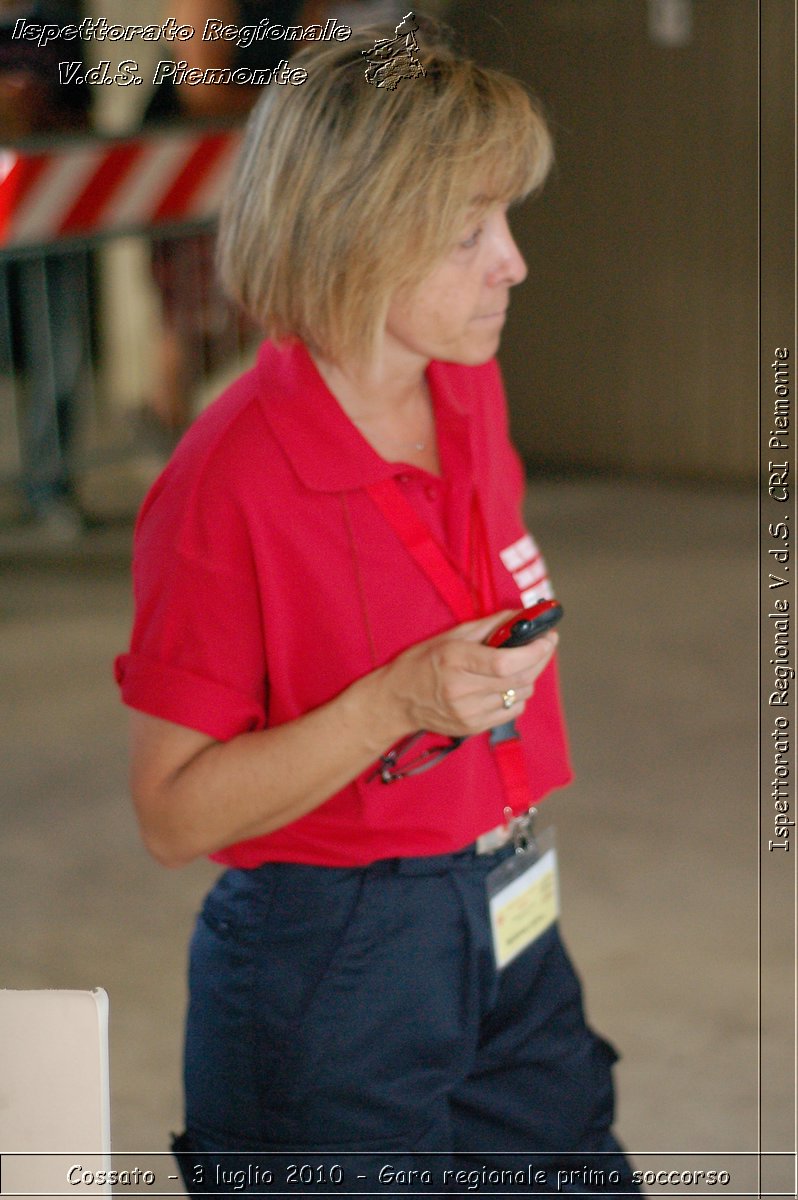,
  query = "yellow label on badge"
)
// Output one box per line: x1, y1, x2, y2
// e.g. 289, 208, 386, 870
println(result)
489, 848, 559, 970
